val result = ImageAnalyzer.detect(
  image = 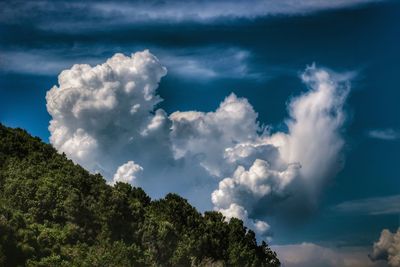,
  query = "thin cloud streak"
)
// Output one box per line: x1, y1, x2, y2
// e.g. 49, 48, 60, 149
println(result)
368, 129, 399, 141
0, 47, 261, 80
0, 0, 382, 32
333, 194, 400, 215
92, 0, 381, 21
